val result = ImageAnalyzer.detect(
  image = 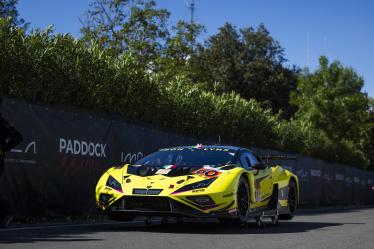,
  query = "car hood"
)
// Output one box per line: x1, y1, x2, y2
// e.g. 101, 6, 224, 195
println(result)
119, 164, 237, 196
